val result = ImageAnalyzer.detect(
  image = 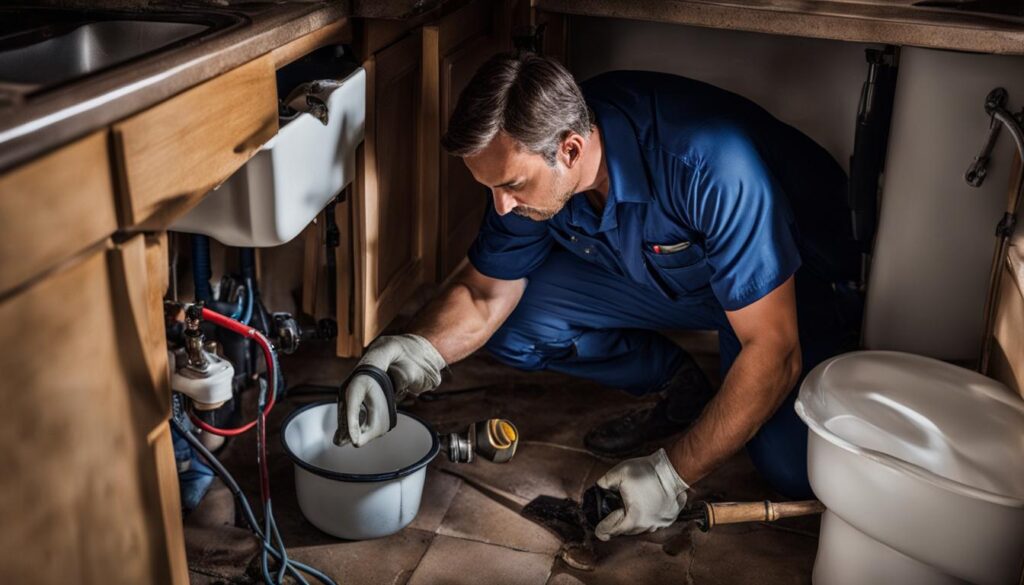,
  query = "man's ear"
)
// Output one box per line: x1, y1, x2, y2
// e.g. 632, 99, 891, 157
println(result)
561, 132, 585, 168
